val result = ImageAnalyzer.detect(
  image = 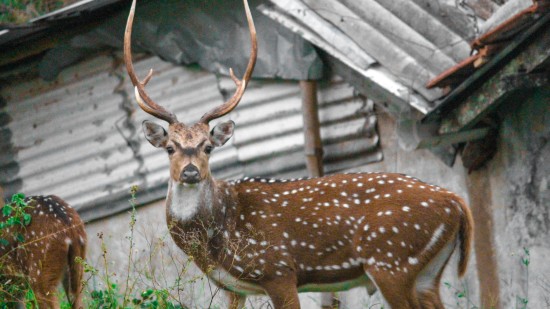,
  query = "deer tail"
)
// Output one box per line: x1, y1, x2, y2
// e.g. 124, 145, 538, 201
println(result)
456, 196, 474, 277
66, 232, 86, 308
